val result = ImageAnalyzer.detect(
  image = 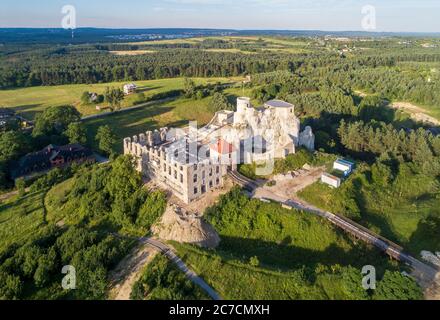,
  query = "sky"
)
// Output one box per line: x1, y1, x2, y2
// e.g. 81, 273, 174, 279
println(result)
1, 0, 440, 32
